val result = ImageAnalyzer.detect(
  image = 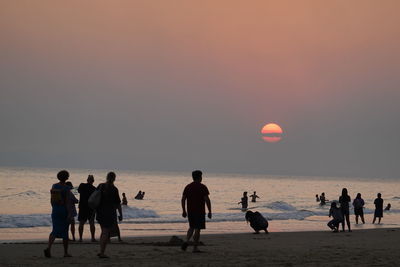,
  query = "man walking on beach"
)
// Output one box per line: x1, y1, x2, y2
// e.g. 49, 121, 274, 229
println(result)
181, 170, 212, 253
78, 175, 96, 242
